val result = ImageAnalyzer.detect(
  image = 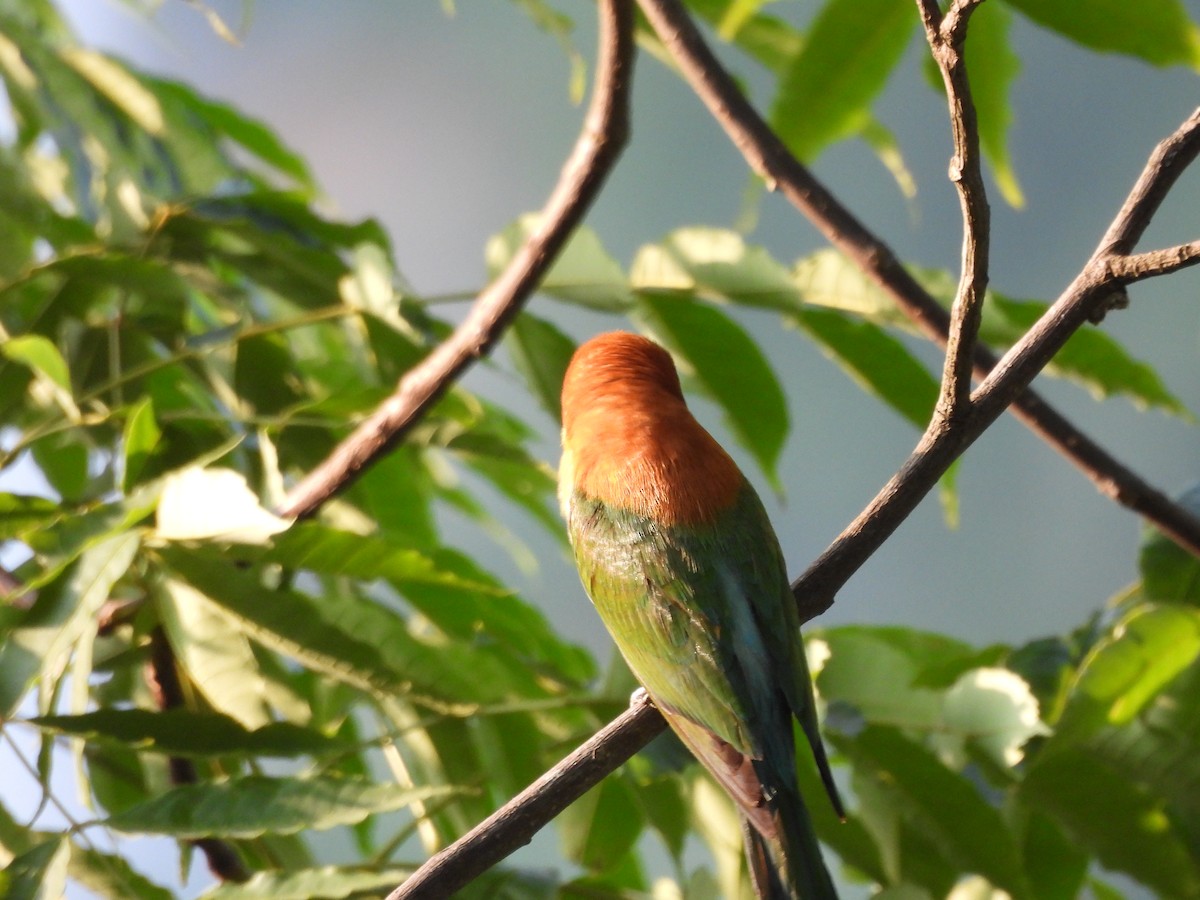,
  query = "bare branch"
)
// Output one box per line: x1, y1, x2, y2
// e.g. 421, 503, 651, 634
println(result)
1108, 239, 1200, 282
635, 0, 1200, 576
388, 692, 666, 900
919, 0, 991, 418
277, 0, 637, 520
